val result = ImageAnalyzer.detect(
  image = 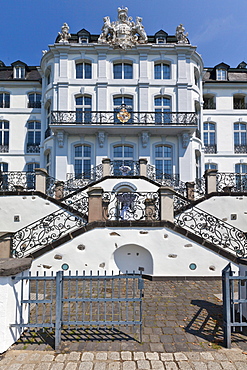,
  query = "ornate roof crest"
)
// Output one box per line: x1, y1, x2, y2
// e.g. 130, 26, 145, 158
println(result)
98, 7, 148, 49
